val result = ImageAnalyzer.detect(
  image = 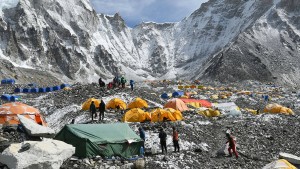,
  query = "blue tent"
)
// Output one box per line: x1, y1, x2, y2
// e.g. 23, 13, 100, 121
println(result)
60, 84, 70, 89
53, 86, 61, 91
10, 95, 21, 101
14, 88, 22, 93
23, 88, 30, 93
1, 79, 15, 85
172, 91, 184, 98
30, 88, 39, 93
1, 94, 11, 101
161, 93, 169, 99
39, 88, 46, 93
46, 87, 53, 92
